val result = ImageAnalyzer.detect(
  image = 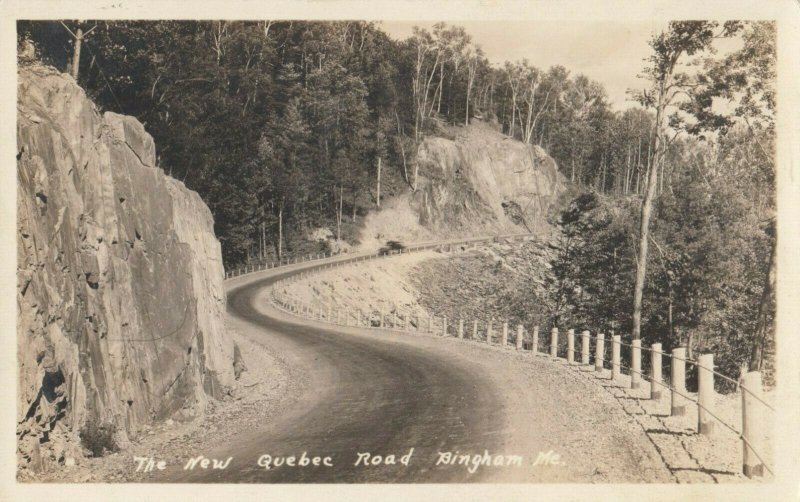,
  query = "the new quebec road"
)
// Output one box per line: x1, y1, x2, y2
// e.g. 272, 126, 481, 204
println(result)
159, 257, 672, 483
